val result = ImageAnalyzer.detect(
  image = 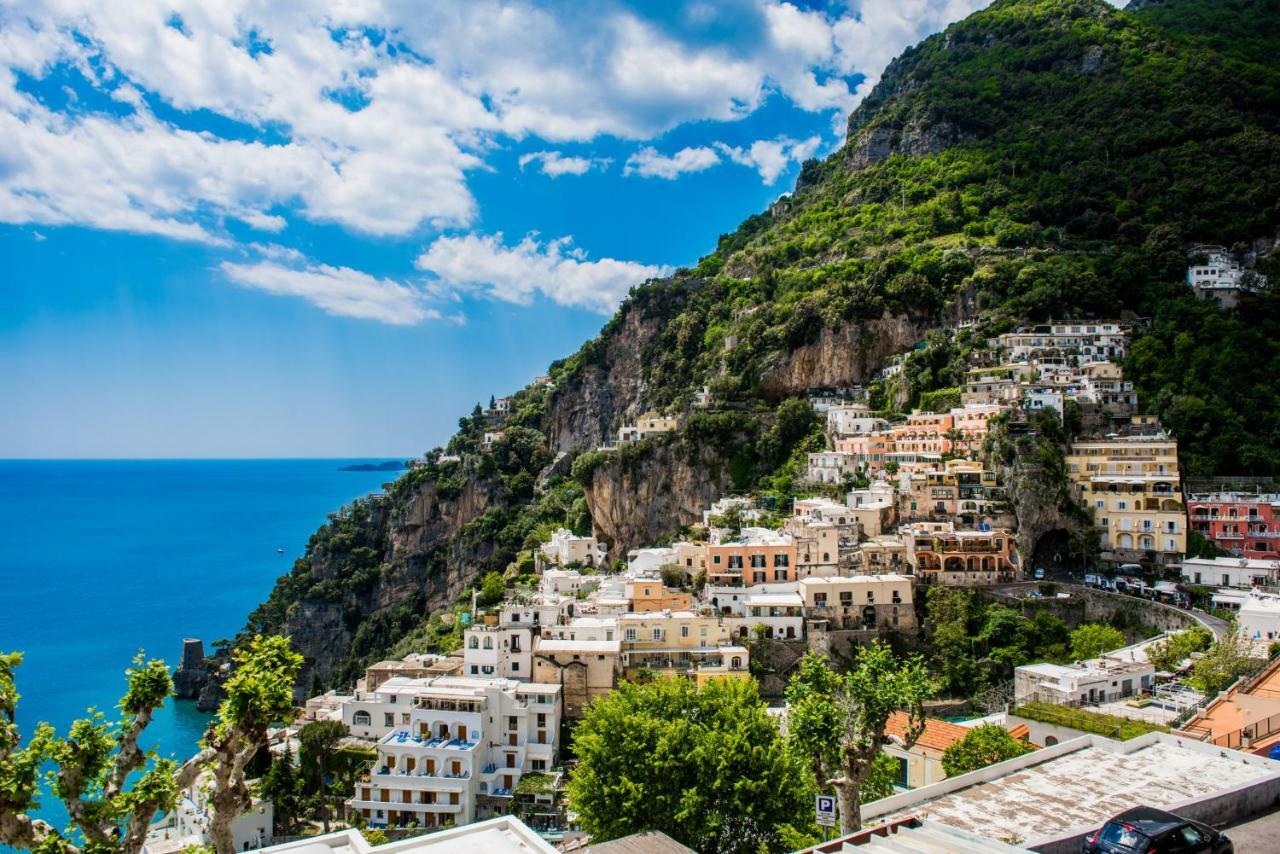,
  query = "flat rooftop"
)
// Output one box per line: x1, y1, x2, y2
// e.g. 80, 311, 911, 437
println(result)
875, 735, 1277, 846
256, 816, 556, 853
